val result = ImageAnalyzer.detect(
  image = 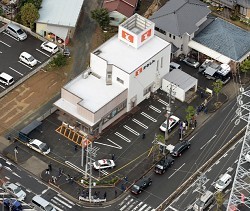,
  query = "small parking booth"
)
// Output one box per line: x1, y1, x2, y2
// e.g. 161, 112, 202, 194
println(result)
161, 69, 198, 102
